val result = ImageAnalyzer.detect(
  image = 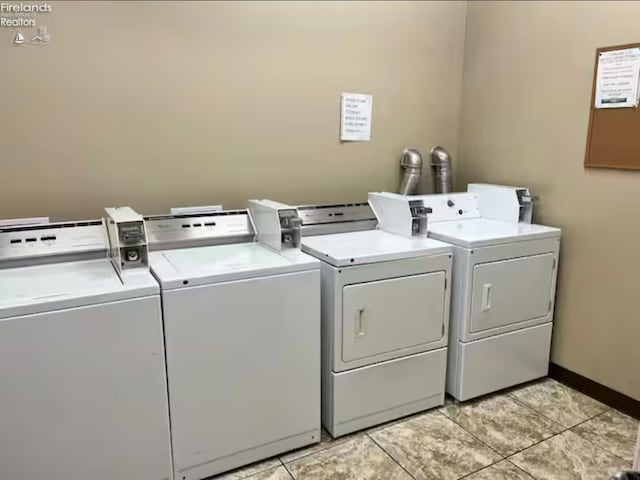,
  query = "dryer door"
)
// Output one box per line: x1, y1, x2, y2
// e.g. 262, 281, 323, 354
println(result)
469, 253, 555, 334
342, 272, 446, 364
